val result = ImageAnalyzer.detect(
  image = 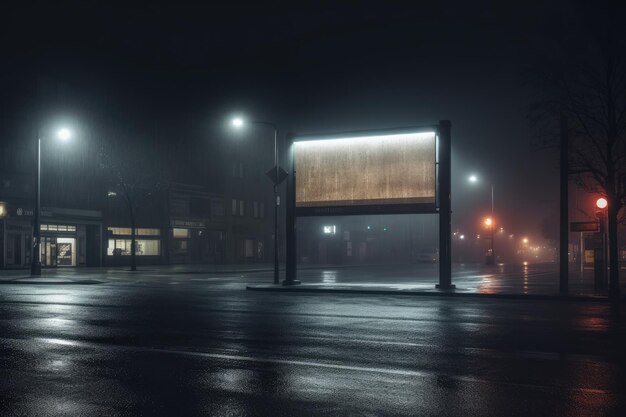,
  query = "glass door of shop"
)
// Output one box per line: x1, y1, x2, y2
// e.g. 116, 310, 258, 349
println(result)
56, 238, 76, 266
41, 237, 57, 267
41, 237, 77, 267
